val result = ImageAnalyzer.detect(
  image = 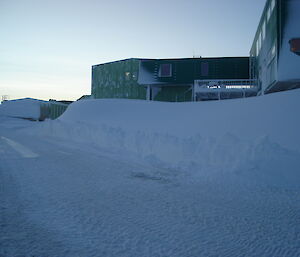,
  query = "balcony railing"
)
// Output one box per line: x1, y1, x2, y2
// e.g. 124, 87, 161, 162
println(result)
194, 79, 258, 100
